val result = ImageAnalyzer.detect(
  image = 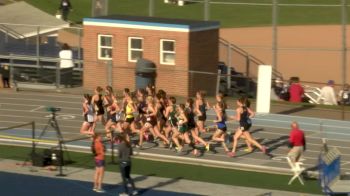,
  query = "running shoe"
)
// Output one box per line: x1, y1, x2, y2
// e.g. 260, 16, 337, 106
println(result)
227, 151, 235, 157
92, 187, 97, 192
244, 148, 253, 152
169, 141, 173, 149
205, 143, 210, 152
131, 190, 139, 195
95, 188, 106, 193
135, 144, 143, 149
175, 146, 183, 153
261, 146, 267, 154
192, 149, 198, 156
